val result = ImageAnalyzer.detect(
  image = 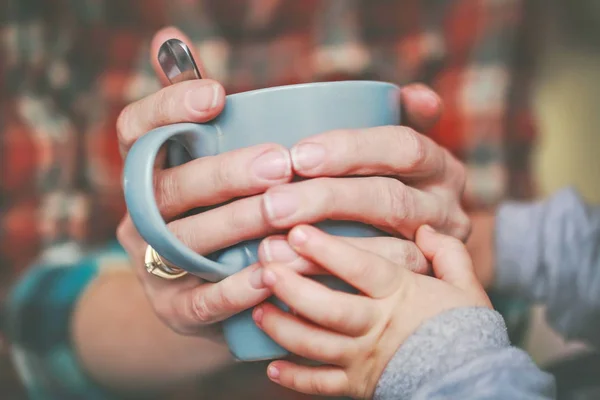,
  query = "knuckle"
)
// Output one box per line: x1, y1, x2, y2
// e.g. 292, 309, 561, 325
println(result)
346, 260, 374, 290
116, 106, 135, 148
191, 293, 215, 324
310, 377, 330, 396
295, 340, 313, 360
209, 154, 237, 193
216, 155, 238, 190
167, 219, 198, 250
397, 242, 423, 270
152, 295, 193, 334
288, 373, 303, 393
214, 280, 240, 312
392, 126, 427, 169
445, 151, 467, 190
305, 339, 344, 365
116, 215, 144, 254
453, 212, 472, 242
169, 324, 195, 336
403, 243, 420, 266
174, 294, 200, 330
226, 199, 256, 233
382, 179, 412, 228
322, 306, 348, 330
320, 178, 338, 213
154, 169, 180, 212
166, 315, 197, 335
151, 88, 175, 123
116, 218, 131, 246
153, 295, 174, 320
456, 161, 467, 190
191, 281, 240, 324
353, 307, 375, 335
